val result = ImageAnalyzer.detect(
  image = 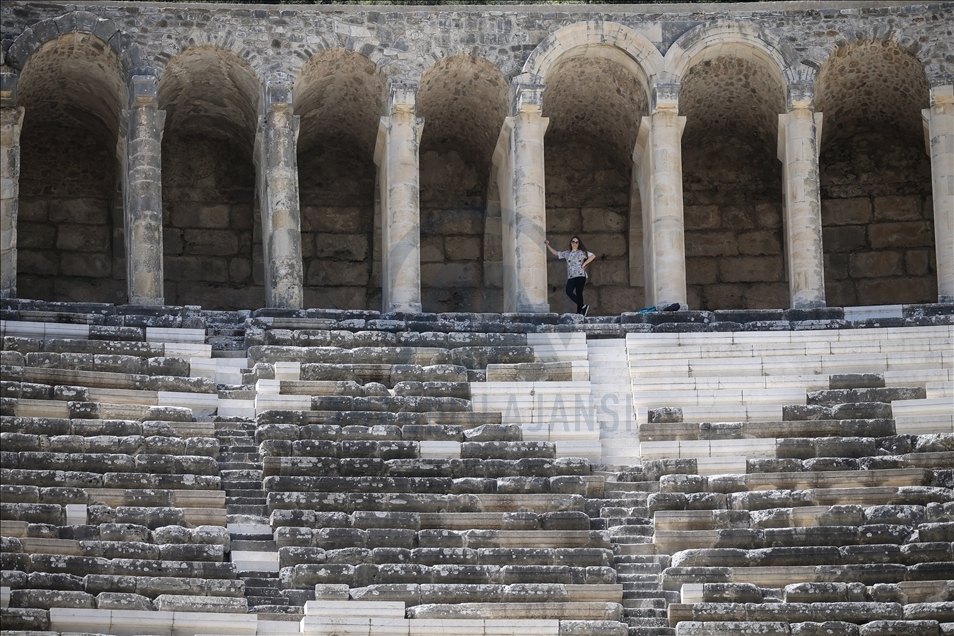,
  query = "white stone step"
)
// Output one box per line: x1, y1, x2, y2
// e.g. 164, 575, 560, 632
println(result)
895, 414, 954, 434
640, 438, 778, 460
146, 326, 207, 343
0, 320, 90, 339
631, 387, 805, 408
